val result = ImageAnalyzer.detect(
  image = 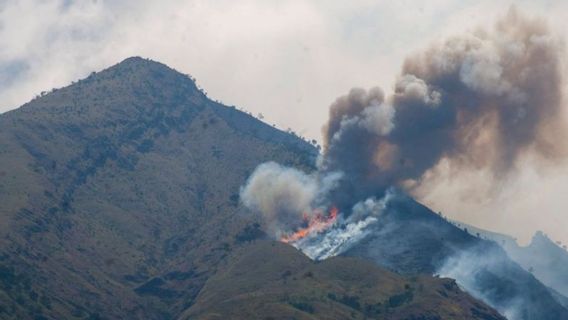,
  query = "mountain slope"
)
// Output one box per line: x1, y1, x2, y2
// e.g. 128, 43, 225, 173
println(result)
343, 193, 568, 320
182, 240, 504, 320
0, 57, 315, 319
